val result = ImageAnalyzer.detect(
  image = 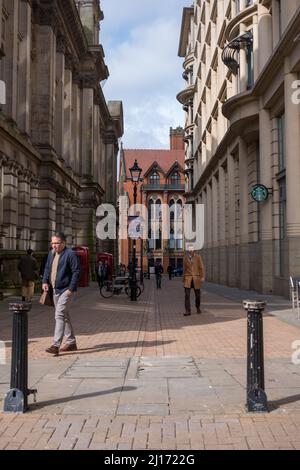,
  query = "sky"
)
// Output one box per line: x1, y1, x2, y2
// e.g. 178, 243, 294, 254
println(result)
100, 0, 189, 149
